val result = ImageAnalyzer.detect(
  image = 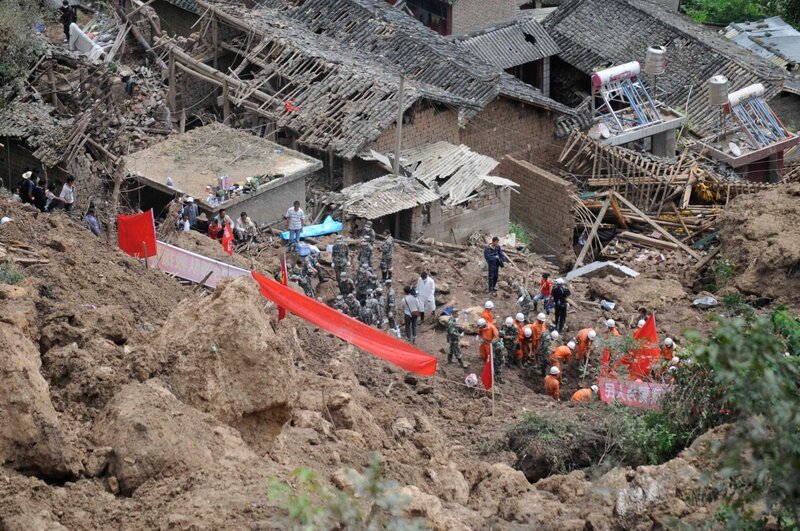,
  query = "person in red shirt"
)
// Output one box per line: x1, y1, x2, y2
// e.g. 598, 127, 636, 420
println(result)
533, 273, 553, 312
207, 218, 223, 240
544, 366, 561, 400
